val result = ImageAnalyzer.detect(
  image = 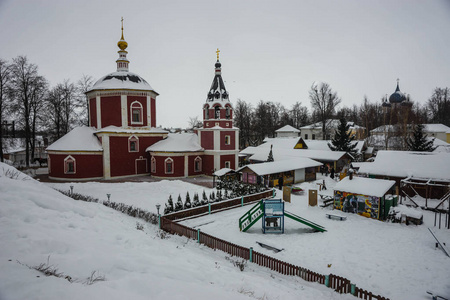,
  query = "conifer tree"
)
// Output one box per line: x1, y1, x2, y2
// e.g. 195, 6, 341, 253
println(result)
224, 189, 229, 200
201, 190, 208, 205
184, 192, 192, 209
328, 118, 357, 157
167, 195, 174, 213
175, 194, 184, 211
216, 190, 222, 202
267, 144, 274, 162
192, 193, 200, 207
209, 191, 215, 203
407, 124, 436, 152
